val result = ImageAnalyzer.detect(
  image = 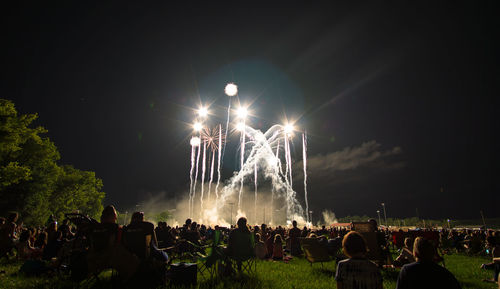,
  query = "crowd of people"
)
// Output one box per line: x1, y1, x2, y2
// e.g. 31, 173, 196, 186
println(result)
0, 206, 499, 288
